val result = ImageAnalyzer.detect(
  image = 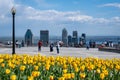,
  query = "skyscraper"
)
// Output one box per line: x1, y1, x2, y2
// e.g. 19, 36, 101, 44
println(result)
81, 33, 86, 45
79, 33, 86, 47
68, 35, 72, 46
62, 28, 68, 46
72, 31, 78, 45
25, 29, 33, 46
40, 30, 49, 46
